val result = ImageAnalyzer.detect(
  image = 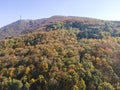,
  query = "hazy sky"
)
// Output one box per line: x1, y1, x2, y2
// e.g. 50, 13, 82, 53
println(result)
0, 0, 120, 27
